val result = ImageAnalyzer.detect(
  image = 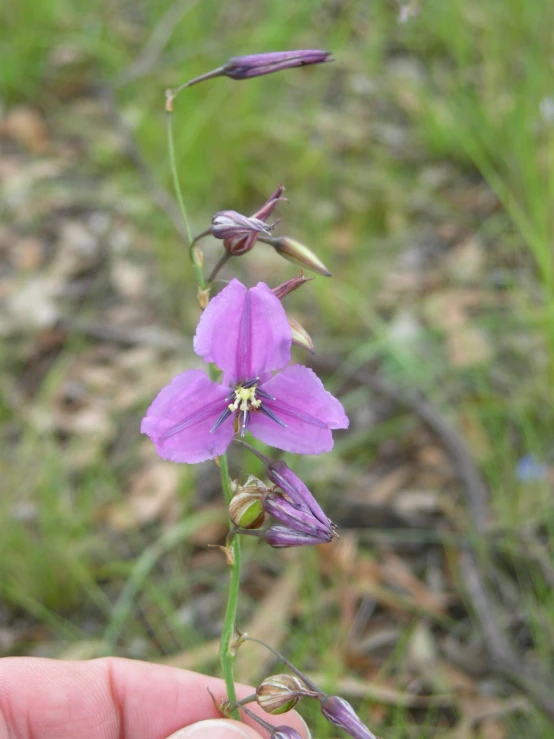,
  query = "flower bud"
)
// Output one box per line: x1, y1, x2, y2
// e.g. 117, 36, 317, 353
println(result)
222, 51, 333, 81
267, 461, 334, 532
271, 728, 304, 739
288, 316, 314, 354
229, 475, 268, 529
268, 236, 331, 276
256, 674, 310, 714
229, 490, 266, 529
320, 695, 377, 739
271, 273, 311, 301
264, 525, 332, 549
264, 492, 333, 540
228, 702, 304, 739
